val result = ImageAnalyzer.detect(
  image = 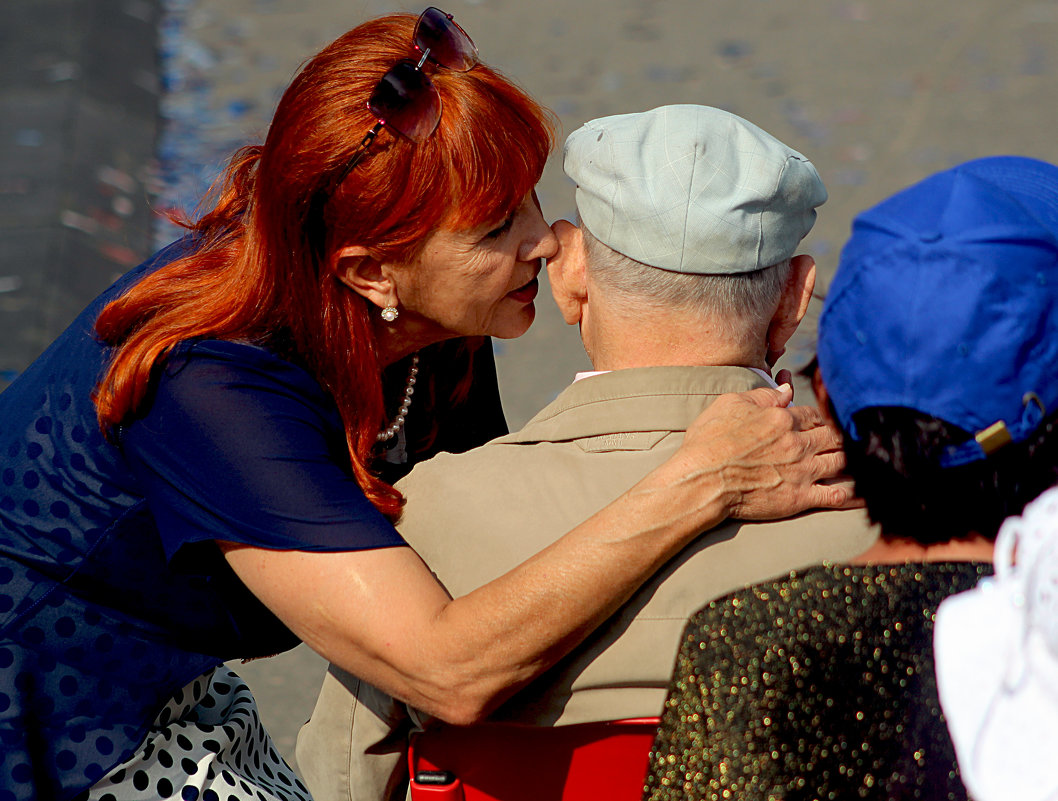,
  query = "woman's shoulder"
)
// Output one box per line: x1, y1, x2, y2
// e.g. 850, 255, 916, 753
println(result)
161, 338, 330, 407
170, 337, 300, 367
